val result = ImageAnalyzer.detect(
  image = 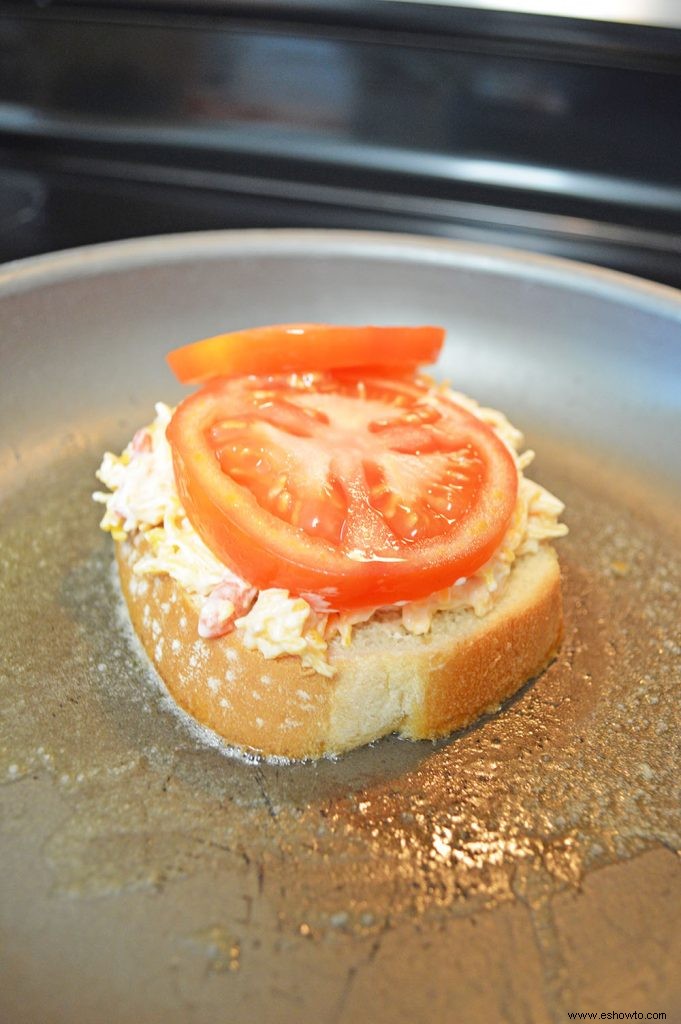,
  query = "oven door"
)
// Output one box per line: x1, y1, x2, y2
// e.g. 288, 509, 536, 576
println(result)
1, 2, 681, 282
